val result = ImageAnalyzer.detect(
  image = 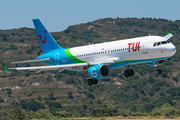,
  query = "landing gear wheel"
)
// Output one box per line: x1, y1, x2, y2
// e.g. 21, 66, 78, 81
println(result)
124, 70, 130, 77
156, 70, 159, 75
87, 79, 93, 86
129, 69, 134, 76
155, 69, 162, 75
93, 79, 98, 85
158, 69, 162, 74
